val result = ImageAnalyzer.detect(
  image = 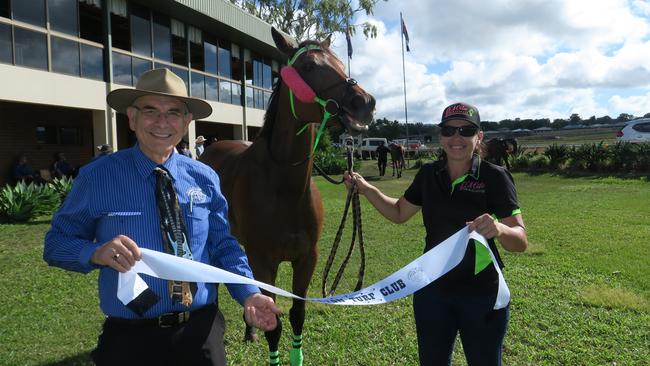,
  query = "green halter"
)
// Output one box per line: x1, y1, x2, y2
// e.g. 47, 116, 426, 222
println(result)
286, 45, 335, 154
